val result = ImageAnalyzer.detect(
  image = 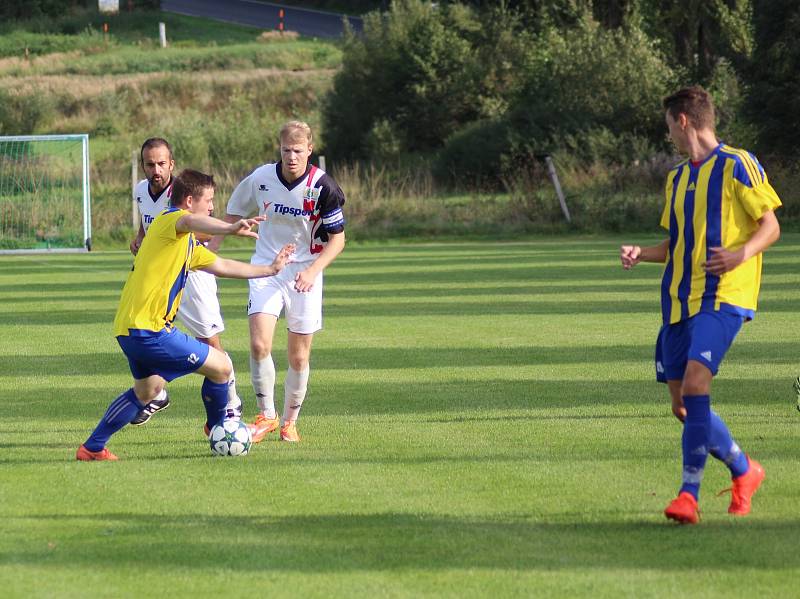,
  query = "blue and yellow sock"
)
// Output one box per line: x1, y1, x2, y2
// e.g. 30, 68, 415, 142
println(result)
680, 394, 711, 500
84, 388, 143, 452
201, 378, 229, 430
708, 409, 749, 478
